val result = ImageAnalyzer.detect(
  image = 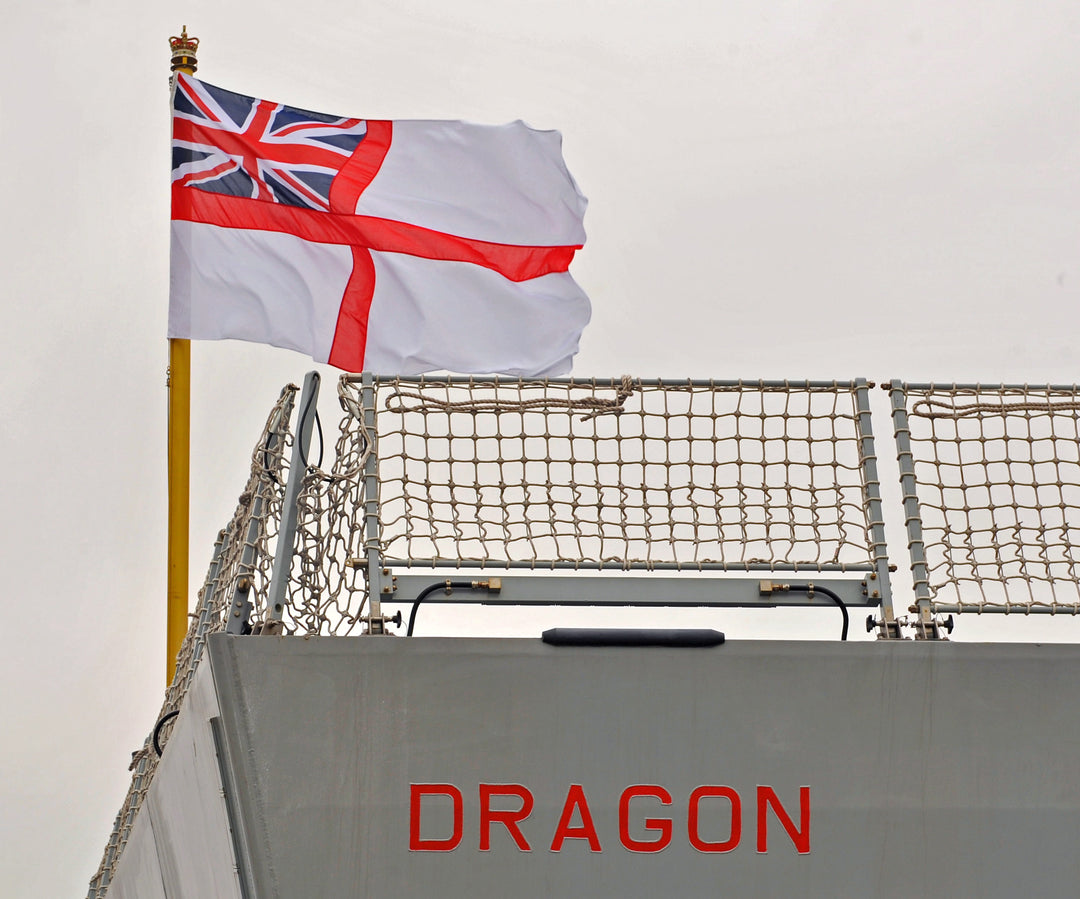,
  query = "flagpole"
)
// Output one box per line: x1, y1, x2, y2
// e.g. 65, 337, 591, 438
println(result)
167, 28, 199, 685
